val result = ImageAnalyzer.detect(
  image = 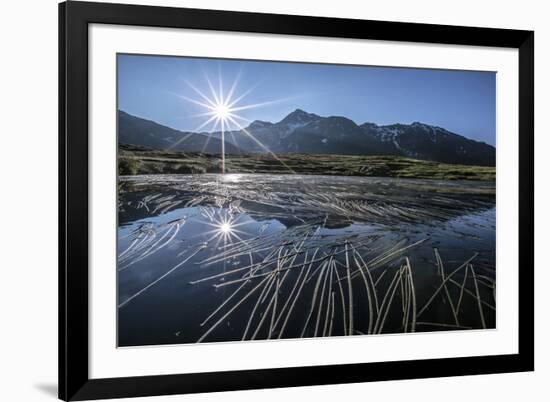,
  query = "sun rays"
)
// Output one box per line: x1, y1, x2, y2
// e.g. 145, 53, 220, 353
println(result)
173, 67, 295, 174
202, 210, 252, 249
